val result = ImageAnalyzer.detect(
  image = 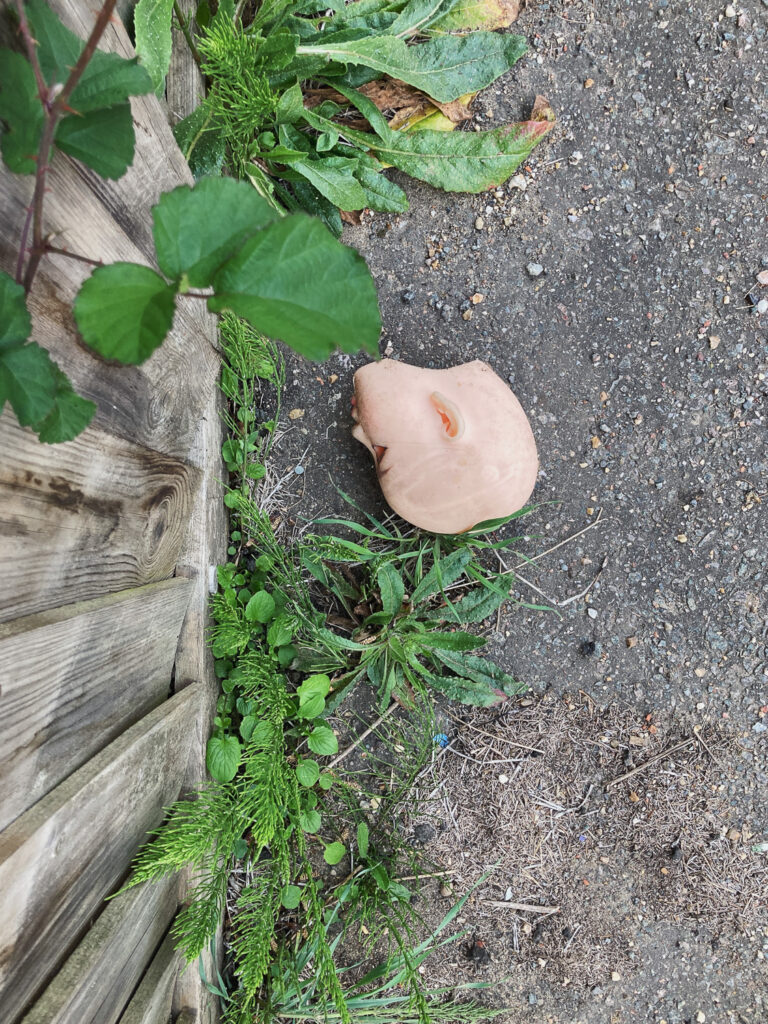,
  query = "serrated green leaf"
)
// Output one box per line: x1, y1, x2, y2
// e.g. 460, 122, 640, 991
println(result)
0, 50, 44, 175
27, 0, 152, 112
431, 648, 526, 697
74, 263, 176, 364
296, 758, 320, 787
357, 821, 369, 858
411, 549, 474, 605
208, 214, 380, 359
298, 32, 526, 103
134, 0, 174, 94
55, 103, 136, 179
426, 587, 506, 624
307, 724, 339, 756
34, 364, 95, 443
0, 272, 31, 352
173, 104, 226, 179
417, 630, 486, 653
376, 562, 405, 619
281, 884, 302, 909
425, 671, 506, 707
245, 590, 276, 623
206, 734, 242, 781
353, 161, 410, 213
0, 342, 57, 426
323, 841, 346, 865
152, 177, 279, 287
